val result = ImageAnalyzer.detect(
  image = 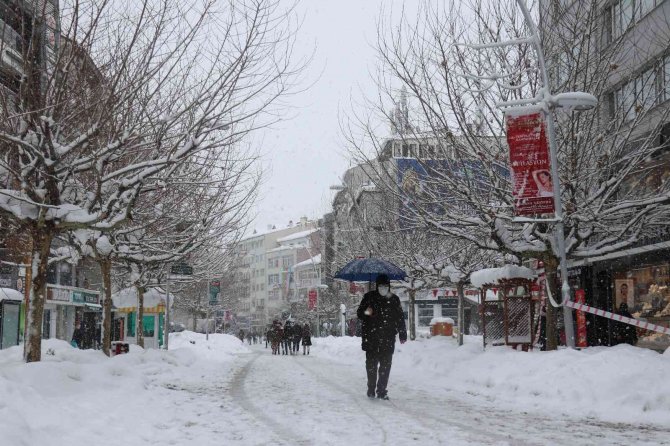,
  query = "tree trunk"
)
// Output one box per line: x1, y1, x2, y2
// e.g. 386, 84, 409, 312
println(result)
192, 313, 197, 331
101, 258, 113, 356
25, 228, 54, 363
136, 284, 145, 348
544, 257, 559, 351
408, 288, 416, 341
457, 281, 465, 346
